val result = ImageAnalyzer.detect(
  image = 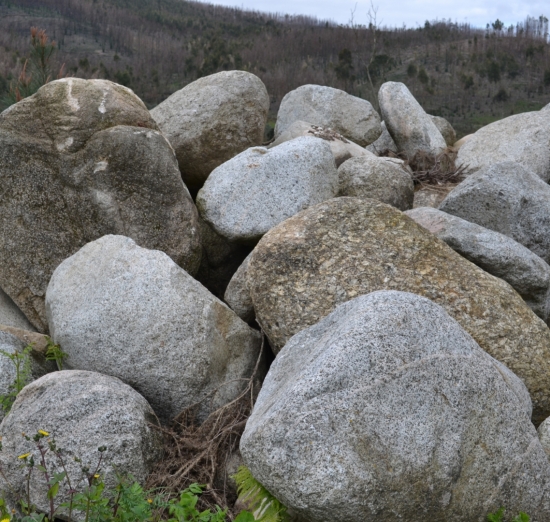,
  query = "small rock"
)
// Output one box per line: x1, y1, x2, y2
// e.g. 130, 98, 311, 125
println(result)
151, 71, 269, 190
0, 370, 163, 515
365, 121, 398, 155
378, 82, 447, 157
196, 136, 338, 244
46, 235, 262, 423
429, 115, 457, 146
412, 185, 455, 208
275, 84, 382, 147
224, 253, 254, 323
241, 291, 550, 522
456, 111, 550, 181
338, 155, 414, 211
440, 162, 550, 265
406, 207, 550, 322
270, 120, 370, 166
